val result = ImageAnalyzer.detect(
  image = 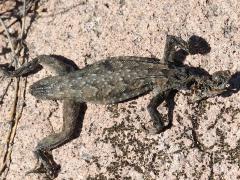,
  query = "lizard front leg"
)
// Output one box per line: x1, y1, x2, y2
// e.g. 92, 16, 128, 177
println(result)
163, 35, 190, 65
147, 91, 176, 134
163, 35, 210, 65
26, 100, 86, 178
